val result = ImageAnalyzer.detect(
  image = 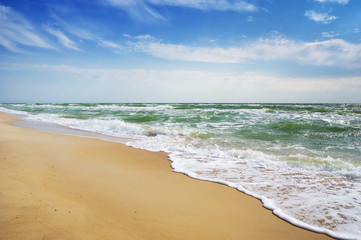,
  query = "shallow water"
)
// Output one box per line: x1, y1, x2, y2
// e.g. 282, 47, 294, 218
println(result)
1, 103, 360, 239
